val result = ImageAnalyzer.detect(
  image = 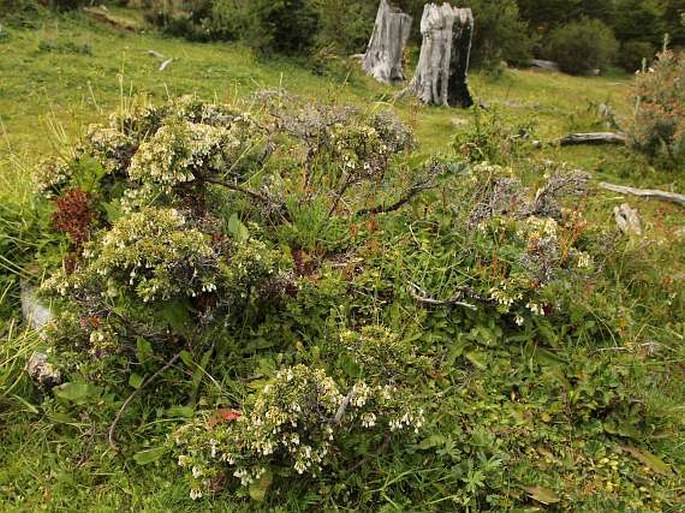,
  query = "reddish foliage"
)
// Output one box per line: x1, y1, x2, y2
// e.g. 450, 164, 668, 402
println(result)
208, 409, 242, 428
292, 248, 317, 277
52, 188, 96, 247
